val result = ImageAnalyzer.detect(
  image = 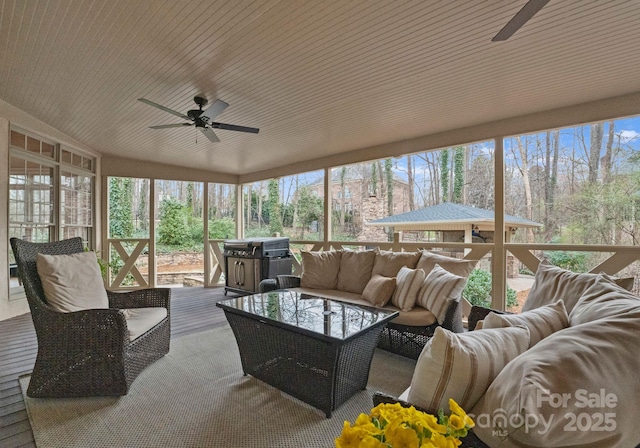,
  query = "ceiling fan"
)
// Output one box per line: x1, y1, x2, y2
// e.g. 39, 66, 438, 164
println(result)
138, 96, 259, 143
492, 0, 550, 42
